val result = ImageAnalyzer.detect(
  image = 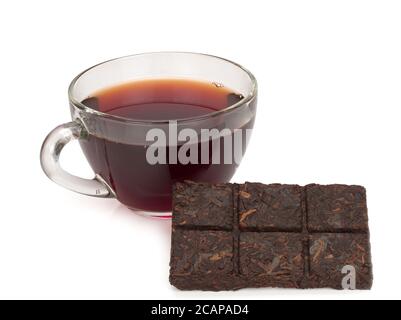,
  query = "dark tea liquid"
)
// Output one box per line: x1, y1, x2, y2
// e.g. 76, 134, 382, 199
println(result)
80, 79, 253, 212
